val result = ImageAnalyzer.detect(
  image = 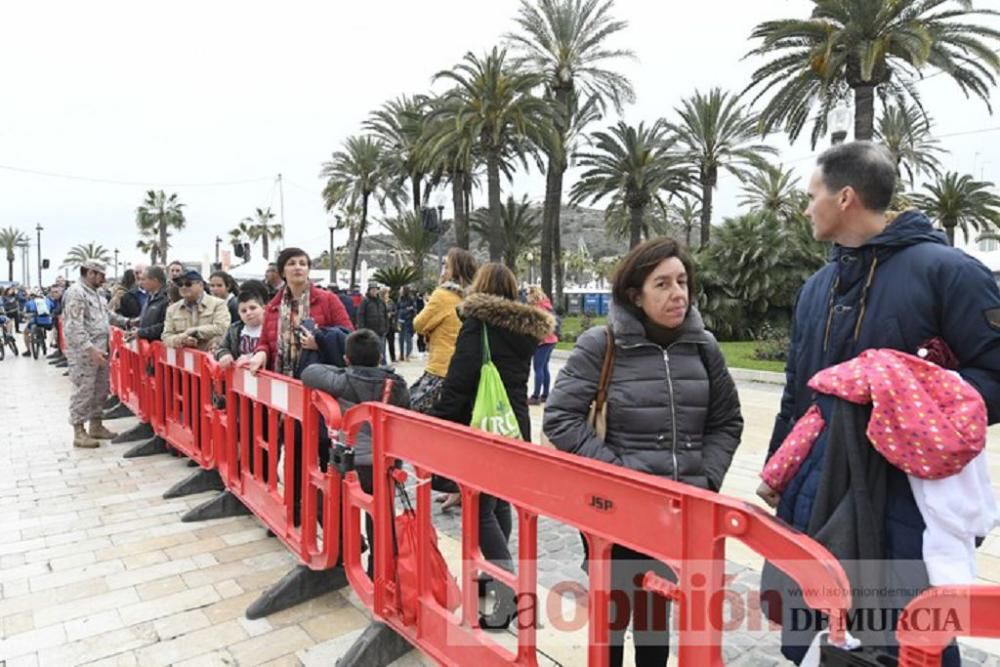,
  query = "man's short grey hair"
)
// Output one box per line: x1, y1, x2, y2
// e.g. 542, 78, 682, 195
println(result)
146, 265, 167, 285
816, 141, 897, 212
